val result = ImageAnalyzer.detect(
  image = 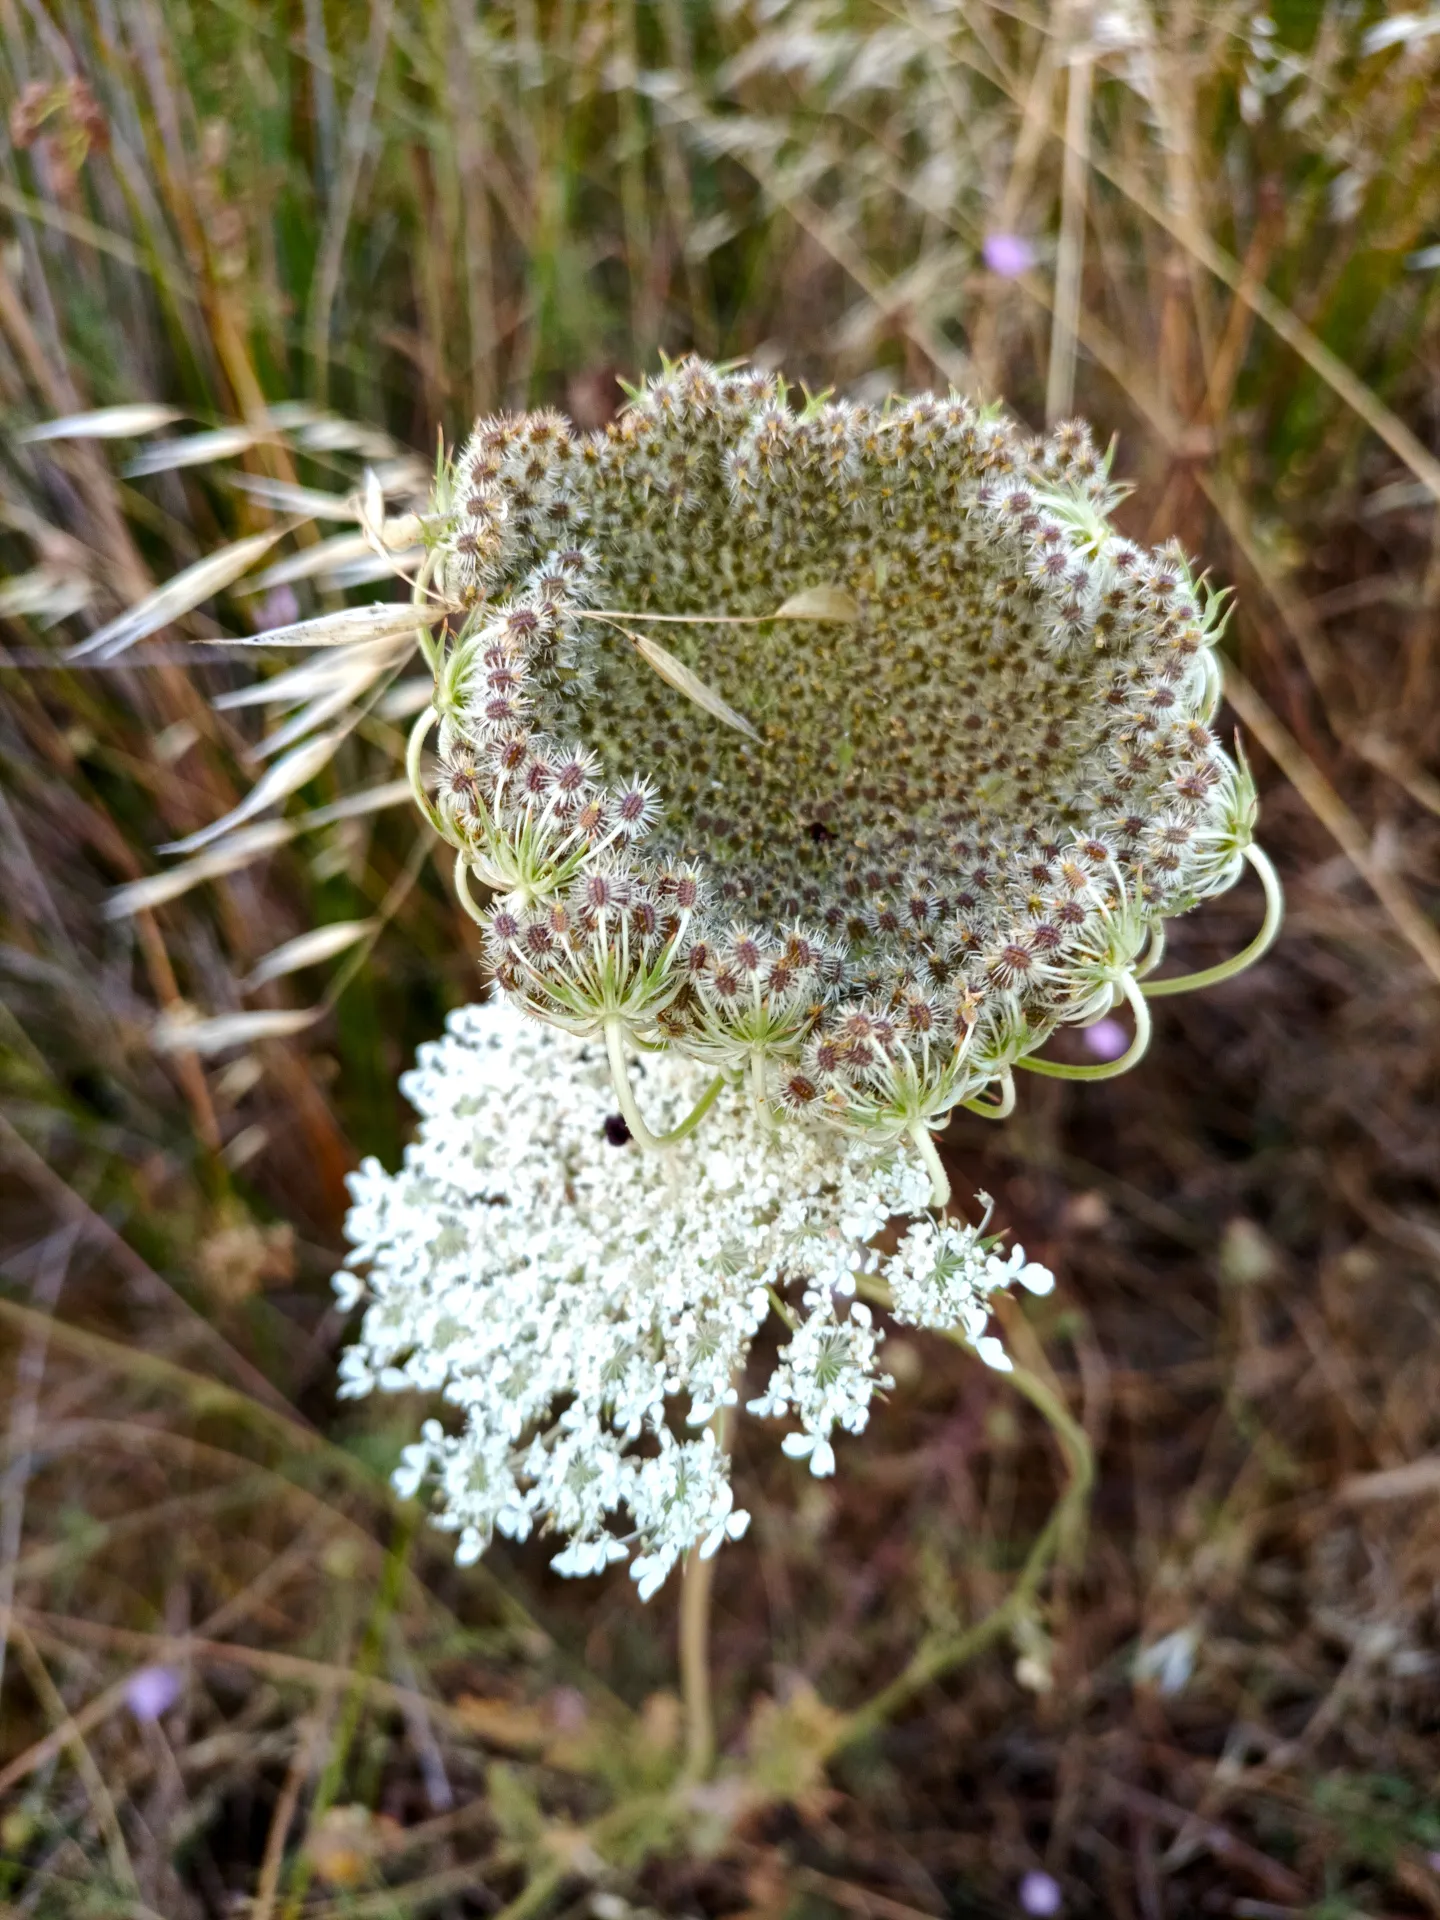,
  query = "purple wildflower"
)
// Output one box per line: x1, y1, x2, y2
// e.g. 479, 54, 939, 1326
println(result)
983, 232, 1036, 278
125, 1665, 182, 1721
1019, 1870, 1063, 1916
1084, 1016, 1129, 1060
